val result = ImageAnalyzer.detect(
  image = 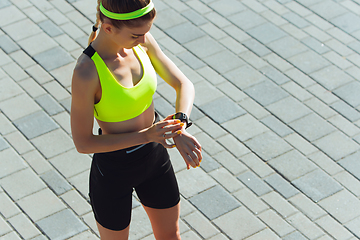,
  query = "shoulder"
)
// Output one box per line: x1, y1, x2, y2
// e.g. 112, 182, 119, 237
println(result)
72, 53, 98, 84
71, 53, 99, 95
140, 32, 166, 59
